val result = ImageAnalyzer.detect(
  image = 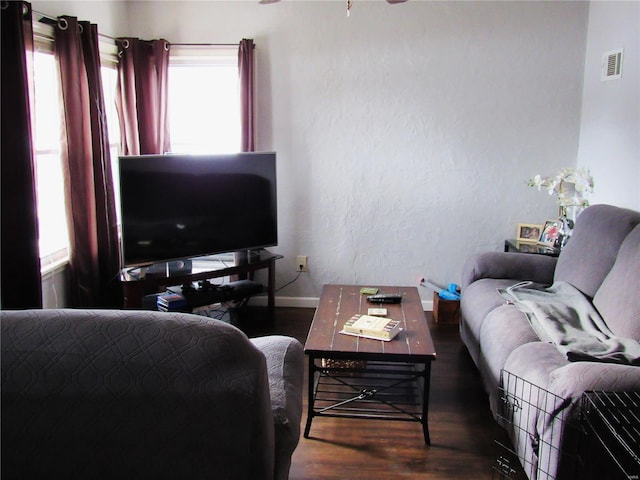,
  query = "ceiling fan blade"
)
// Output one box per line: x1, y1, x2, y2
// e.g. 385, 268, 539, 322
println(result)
260, 0, 407, 5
